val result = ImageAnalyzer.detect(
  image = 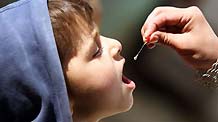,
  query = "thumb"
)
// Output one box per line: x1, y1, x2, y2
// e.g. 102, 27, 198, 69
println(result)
150, 31, 185, 49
